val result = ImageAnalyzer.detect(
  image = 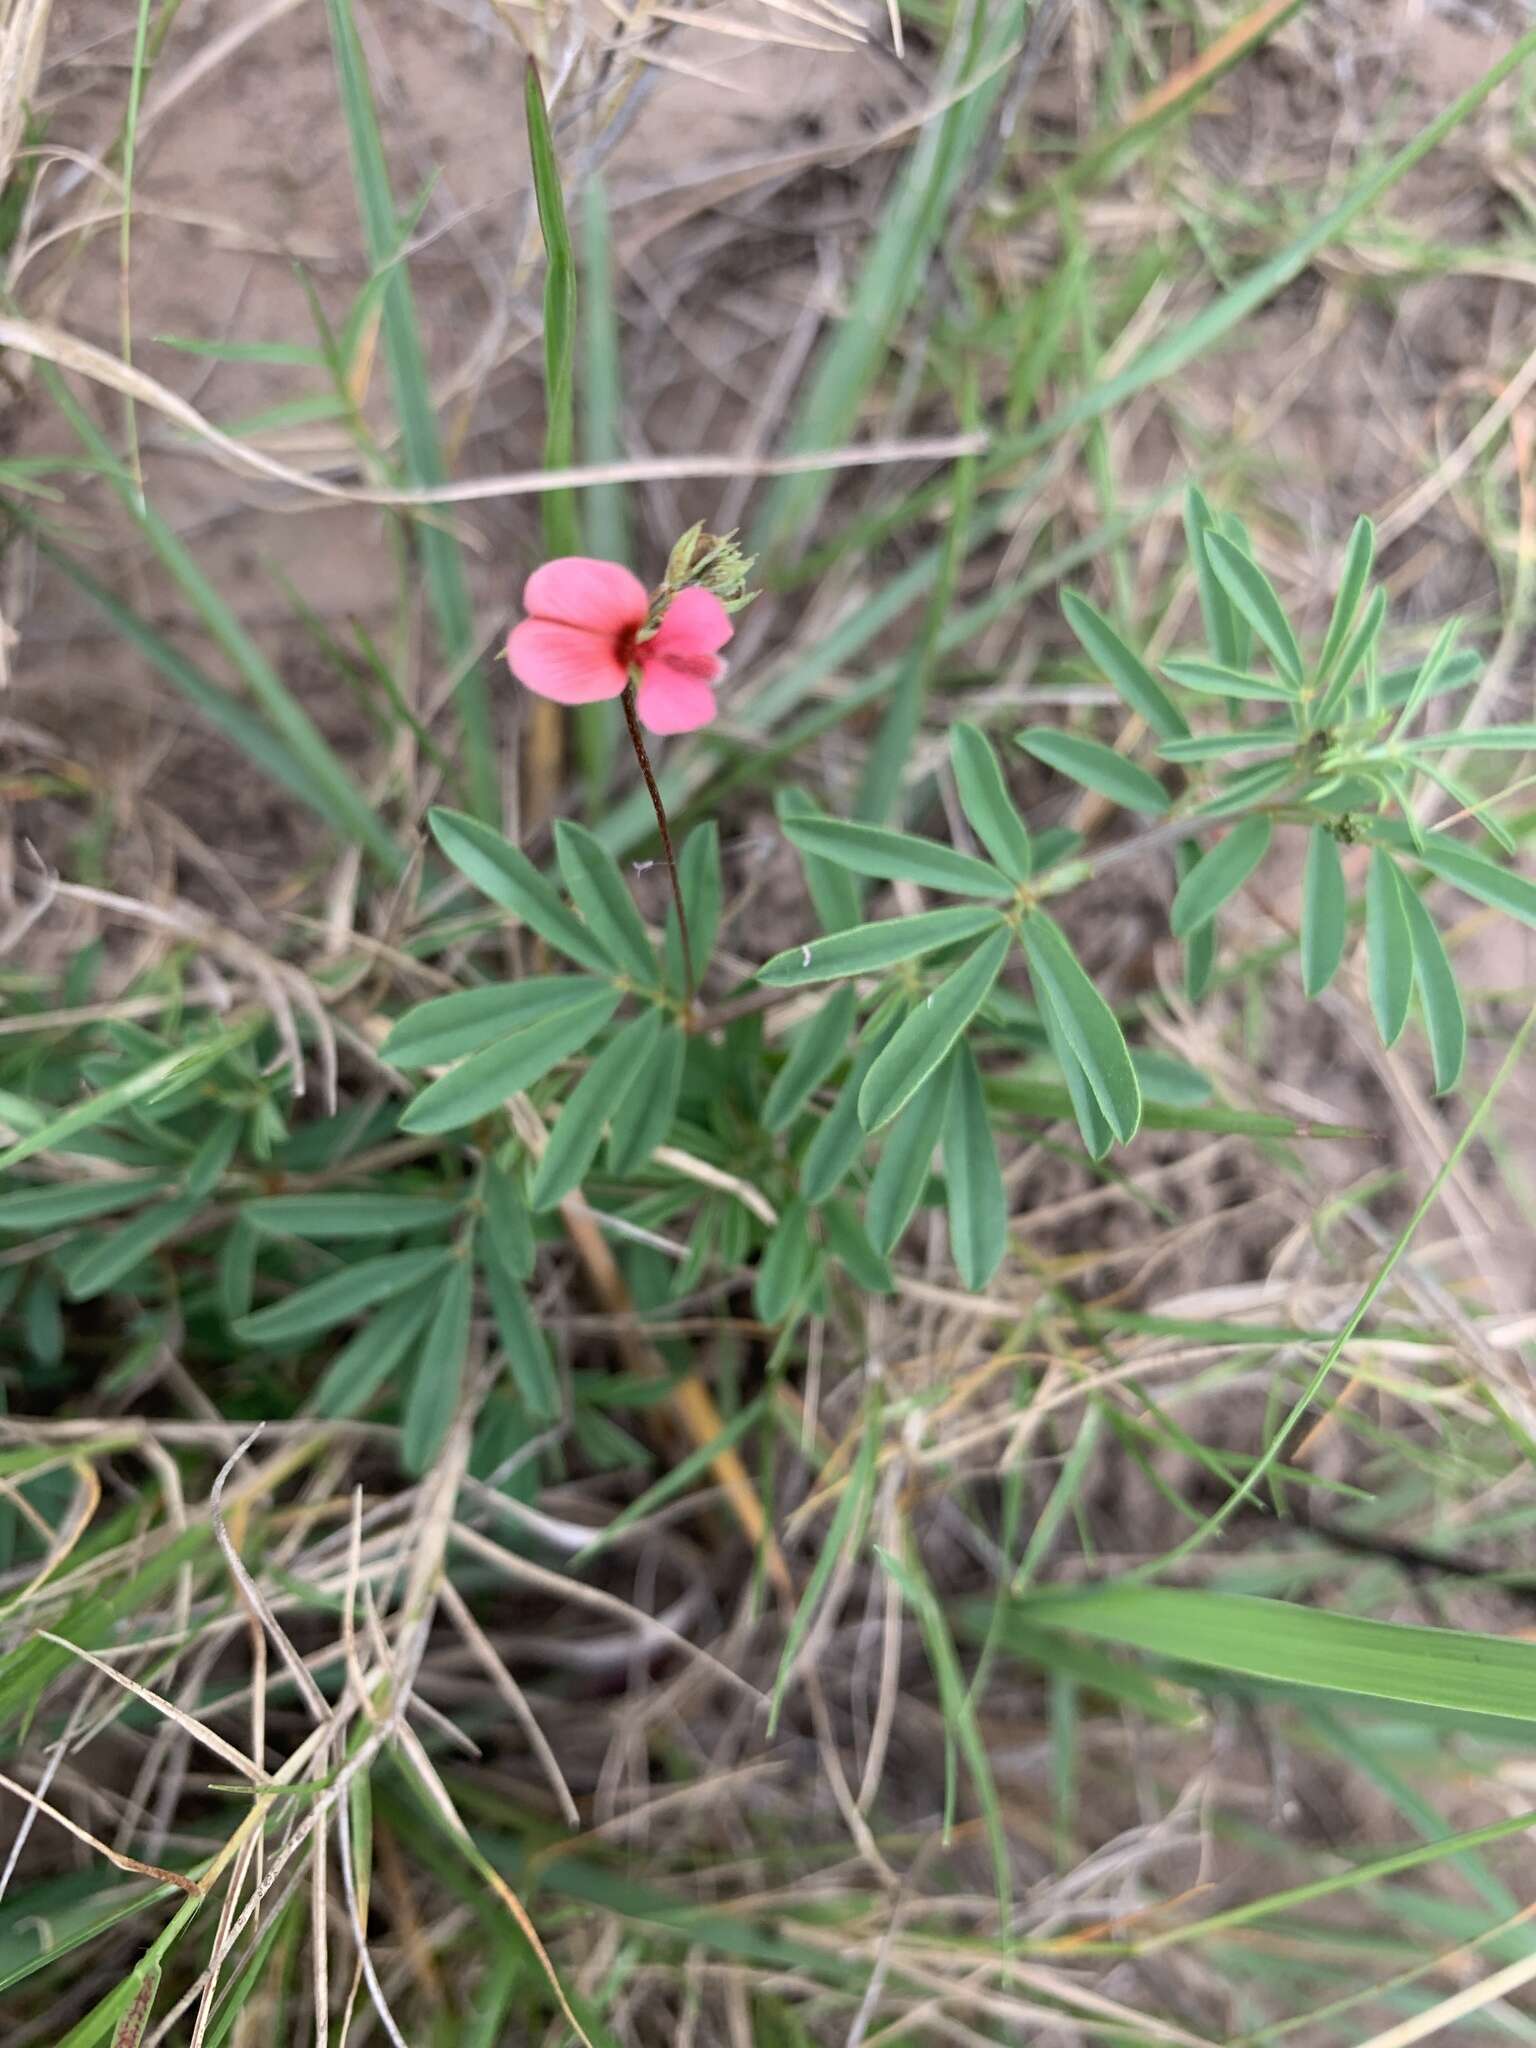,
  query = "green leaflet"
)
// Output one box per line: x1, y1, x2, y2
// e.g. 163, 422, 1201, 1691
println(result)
383, 979, 611, 1068
759, 905, 1003, 987
606, 1020, 685, 1175
782, 815, 1011, 898
1300, 825, 1346, 999
763, 986, 859, 1133
235, 1246, 454, 1347
754, 1198, 817, 1324
244, 1193, 456, 1238
530, 1009, 662, 1208
1059, 588, 1186, 740
1401, 884, 1466, 1093
949, 722, 1032, 880
1018, 911, 1140, 1146
943, 1043, 1007, 1291
1017, 727, 1169, 814
310, 1279, 442, 1417
400, 986, 621, 1136
858, 927, 1011, 1132
1314, 515, 1375, 685
1365, 849, 1413, 1048
867, 1059, 954, 1255
428, 808, 612, 972
554, 820, 660, 985
1204, 533, 1303, 689
402, 1254, 474, 1474
1169, 815, 1272, 937
664, 823, 722, 997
